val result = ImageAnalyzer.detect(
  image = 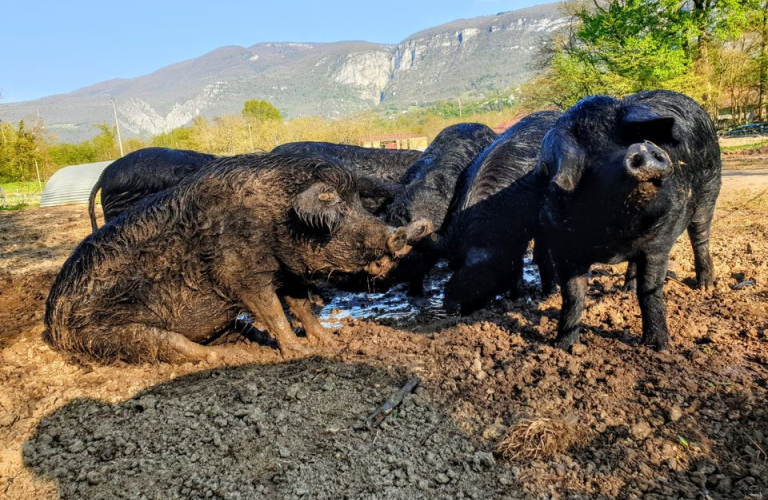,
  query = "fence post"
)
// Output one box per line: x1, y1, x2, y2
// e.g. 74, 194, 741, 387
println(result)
34, 159, 43, 191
